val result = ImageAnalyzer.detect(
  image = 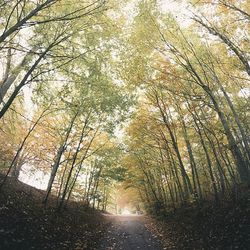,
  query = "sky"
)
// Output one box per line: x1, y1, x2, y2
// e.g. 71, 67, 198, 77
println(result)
19, 164, 50, 190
